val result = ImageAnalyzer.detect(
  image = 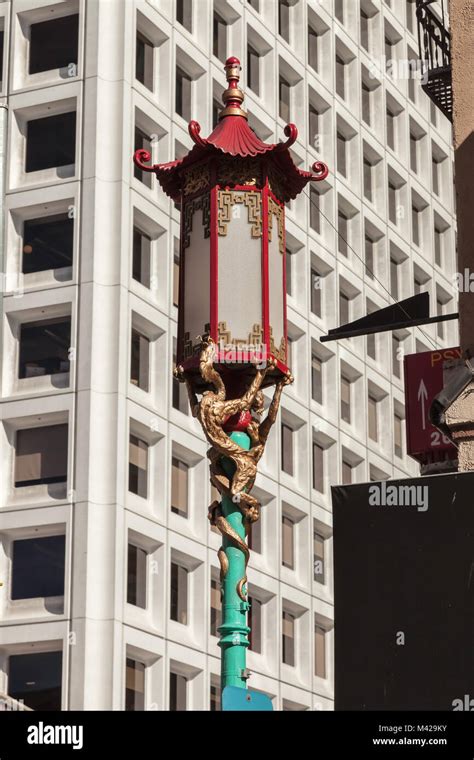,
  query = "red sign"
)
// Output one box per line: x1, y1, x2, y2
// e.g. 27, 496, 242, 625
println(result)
404, 347, 461, 458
